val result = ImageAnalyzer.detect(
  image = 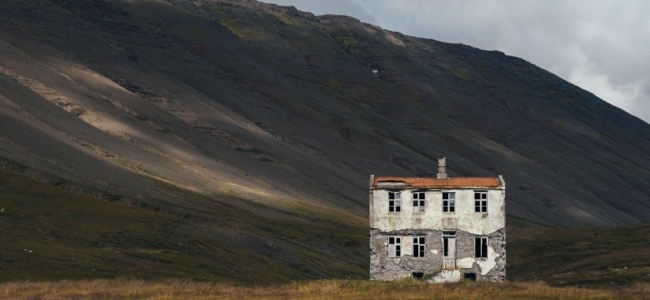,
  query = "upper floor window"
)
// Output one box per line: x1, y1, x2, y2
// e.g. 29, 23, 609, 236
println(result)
474, 191, 487, 212
475, 237, 488, 258
388, 191, 401, 212
412, 191, 425, 212
413, 236, 425, 257
388, 236, 401, 257
442, 192, 455, 212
